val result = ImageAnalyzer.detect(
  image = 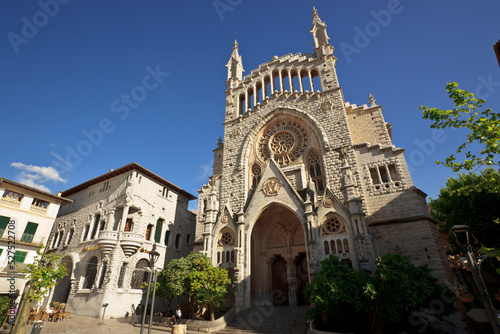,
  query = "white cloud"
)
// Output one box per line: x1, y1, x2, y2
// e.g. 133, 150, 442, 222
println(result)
10, 162, 67, 193
192, 161, 213, 184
